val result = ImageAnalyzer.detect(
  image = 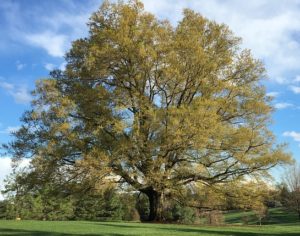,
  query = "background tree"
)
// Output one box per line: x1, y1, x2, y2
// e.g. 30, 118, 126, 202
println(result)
4, 0, 291, 221
0, 200, 9, 219
198, 180, 269, 225
280, 163, 300, 219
